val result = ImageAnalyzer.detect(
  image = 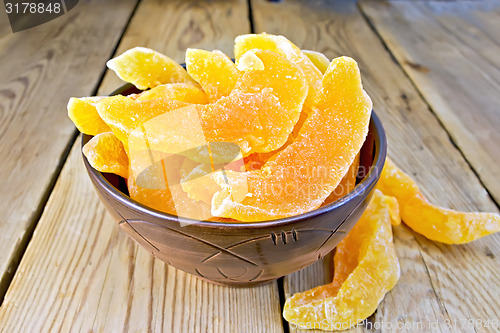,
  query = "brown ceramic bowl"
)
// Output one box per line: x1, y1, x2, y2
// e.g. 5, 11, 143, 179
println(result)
83, 83, 387, 287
